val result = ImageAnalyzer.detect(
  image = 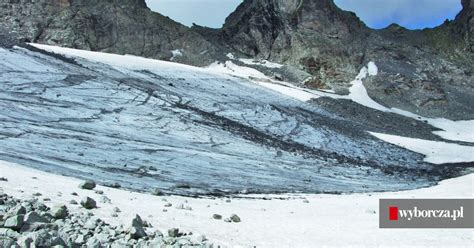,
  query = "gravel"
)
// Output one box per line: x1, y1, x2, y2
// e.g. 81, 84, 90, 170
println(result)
0, 193, 214, 247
